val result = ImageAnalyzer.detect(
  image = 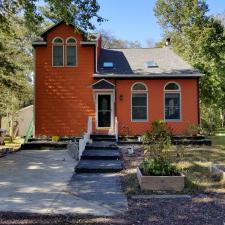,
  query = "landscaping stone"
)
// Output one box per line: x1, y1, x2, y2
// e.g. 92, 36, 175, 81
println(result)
131, 194, 191, 200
